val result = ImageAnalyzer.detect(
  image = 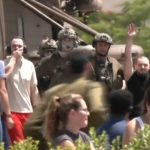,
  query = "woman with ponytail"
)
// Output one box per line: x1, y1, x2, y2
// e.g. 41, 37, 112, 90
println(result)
43, 93, 95, 149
